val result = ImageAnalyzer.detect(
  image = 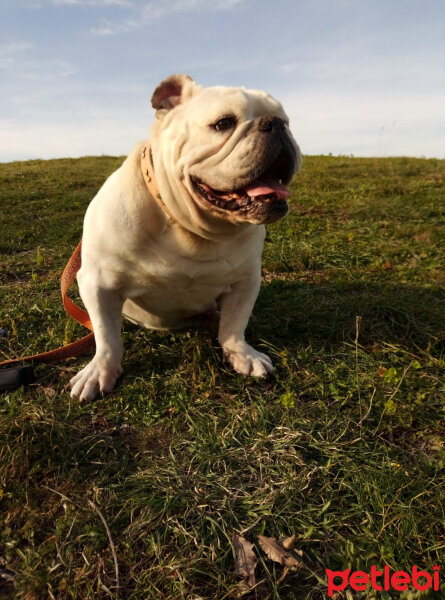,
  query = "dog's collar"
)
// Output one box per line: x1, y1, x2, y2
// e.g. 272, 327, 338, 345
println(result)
140, 144, 176, 223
